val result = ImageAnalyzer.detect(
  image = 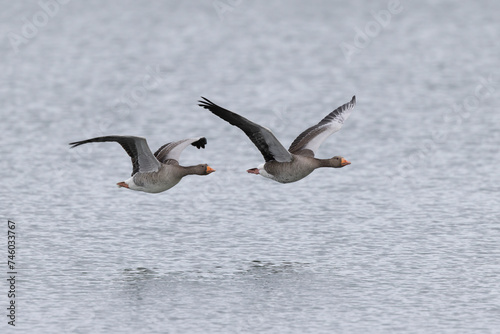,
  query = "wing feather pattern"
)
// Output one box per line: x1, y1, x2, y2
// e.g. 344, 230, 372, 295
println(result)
154, 137, 207, 164
69, 135, 161, 176
288, 96, 356, 156
198, 97, 292, 162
